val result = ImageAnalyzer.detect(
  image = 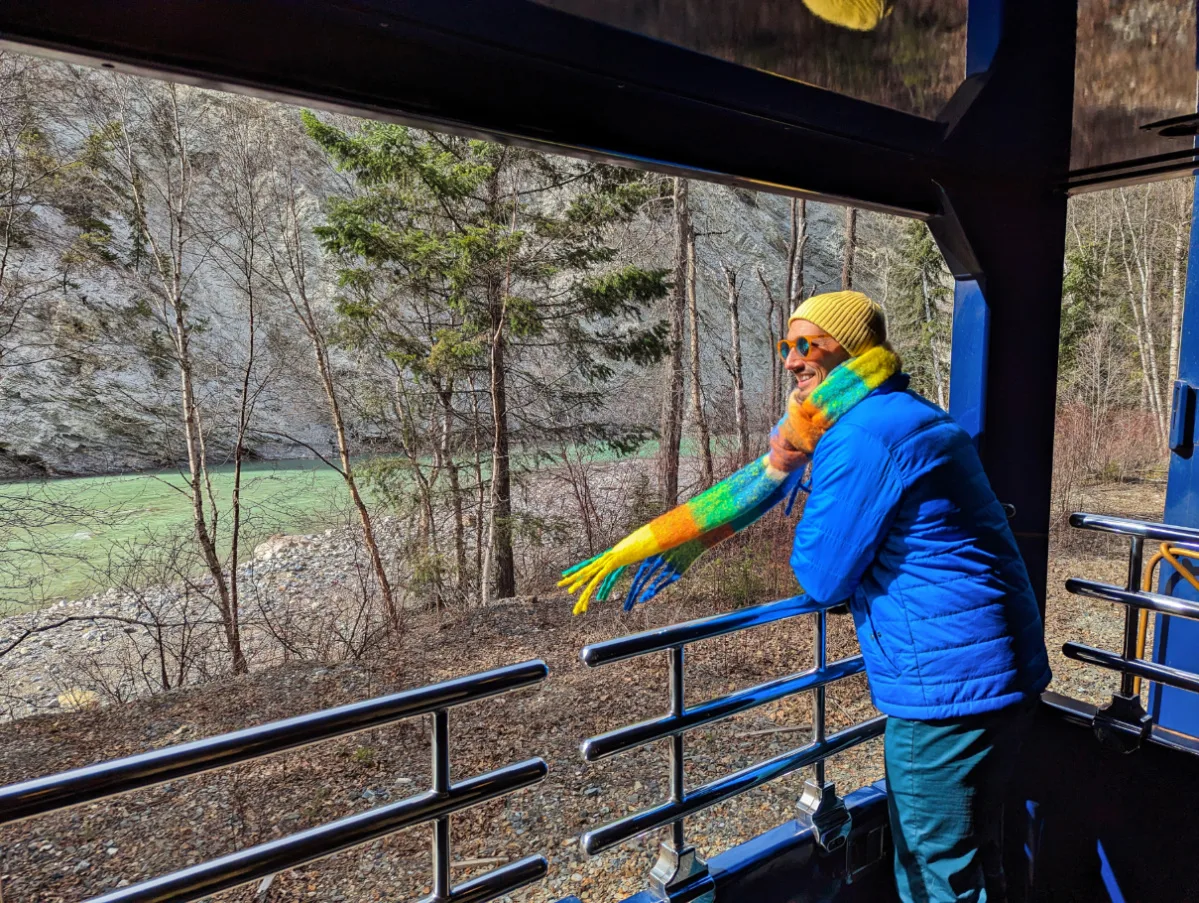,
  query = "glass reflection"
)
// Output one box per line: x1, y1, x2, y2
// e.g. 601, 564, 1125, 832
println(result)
802, 0, 893, 32
532, 0, 967, 118
1072, 1, 1197, 171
